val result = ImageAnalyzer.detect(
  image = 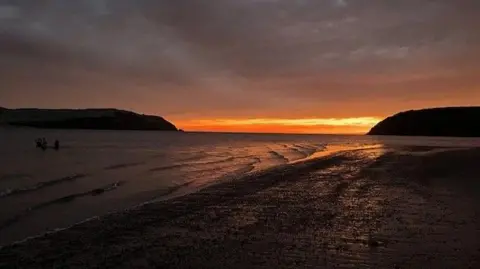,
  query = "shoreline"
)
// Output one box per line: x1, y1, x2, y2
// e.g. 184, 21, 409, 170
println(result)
2, 146, 480, 268
0, 147, 342, 248
0, 144, 375, 247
